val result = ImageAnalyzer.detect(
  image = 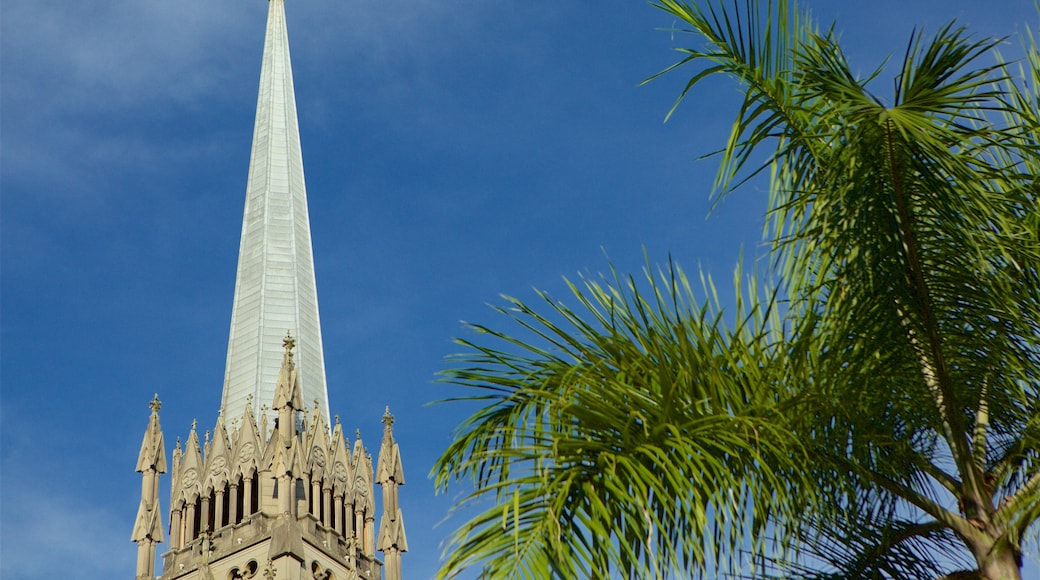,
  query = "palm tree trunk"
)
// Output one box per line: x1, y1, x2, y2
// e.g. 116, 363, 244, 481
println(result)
975, 543, 1021, 580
